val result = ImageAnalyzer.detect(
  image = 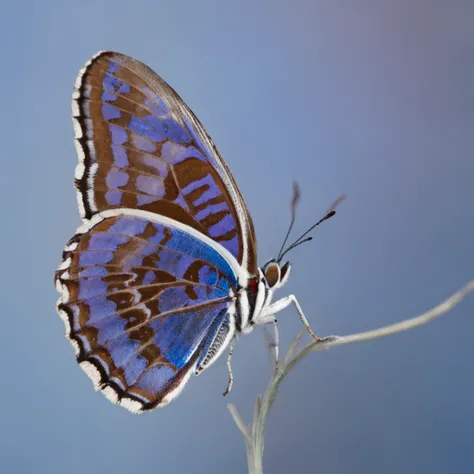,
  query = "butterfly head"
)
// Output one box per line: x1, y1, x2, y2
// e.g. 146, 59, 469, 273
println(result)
261, 259, 291, 290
